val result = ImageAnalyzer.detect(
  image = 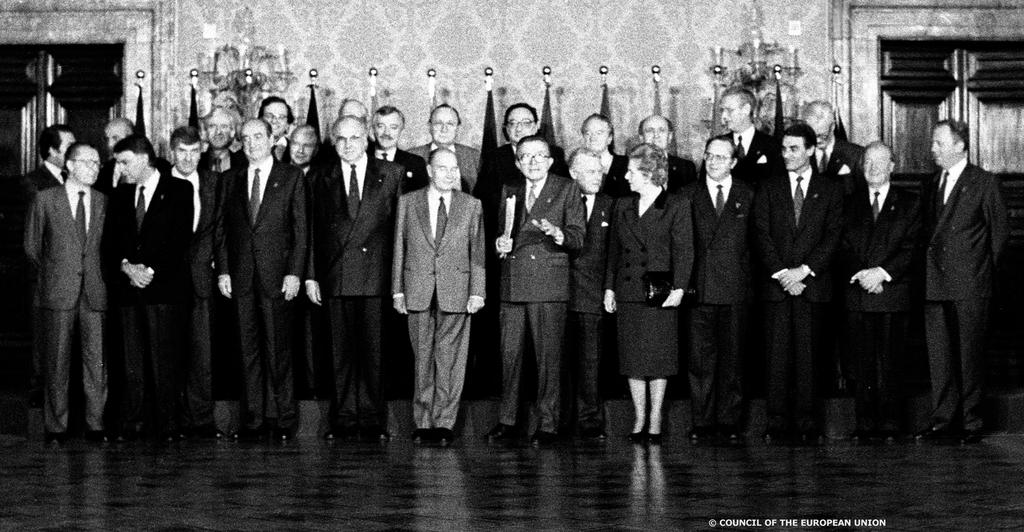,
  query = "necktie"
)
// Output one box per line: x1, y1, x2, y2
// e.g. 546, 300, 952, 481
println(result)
715, 184, 725, 217
817, 148, 828, 173
135, 185, 146, 231
937, 170, 948, 208
735, 135, 745, 159
249, 168, 261, 224
872, 191, 881, 221
526, 183, 537, 213
582, 195, 590, 222
435, 196, 447, 244
793, 176, 804, 225
213, 157, 222, 173
347, 164, 360, 215
76, 191, 87, 244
